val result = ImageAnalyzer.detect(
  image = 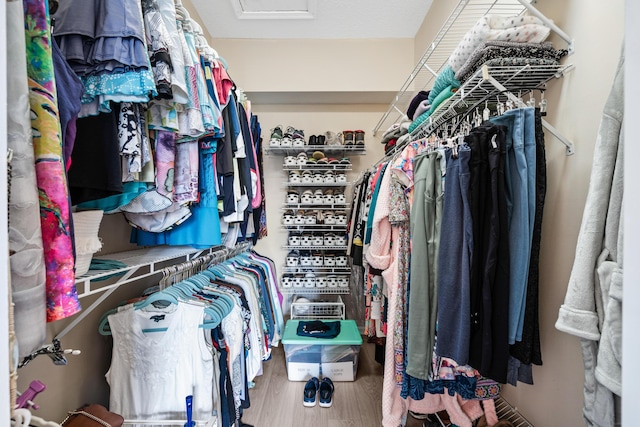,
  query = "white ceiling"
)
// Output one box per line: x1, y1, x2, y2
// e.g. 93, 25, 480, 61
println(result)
190, 0, 434, 39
